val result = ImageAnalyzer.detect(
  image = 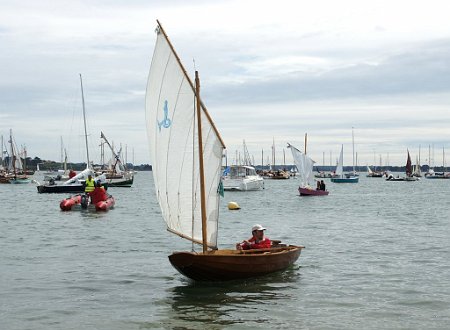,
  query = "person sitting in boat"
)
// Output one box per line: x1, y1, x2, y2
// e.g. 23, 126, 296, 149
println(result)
236, 224, 271, 250
84, 174, 95, 194
320, 180, 326, 191
316, 181, 321, 190
68, 169, 76, 179
90, 181, 108, 204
